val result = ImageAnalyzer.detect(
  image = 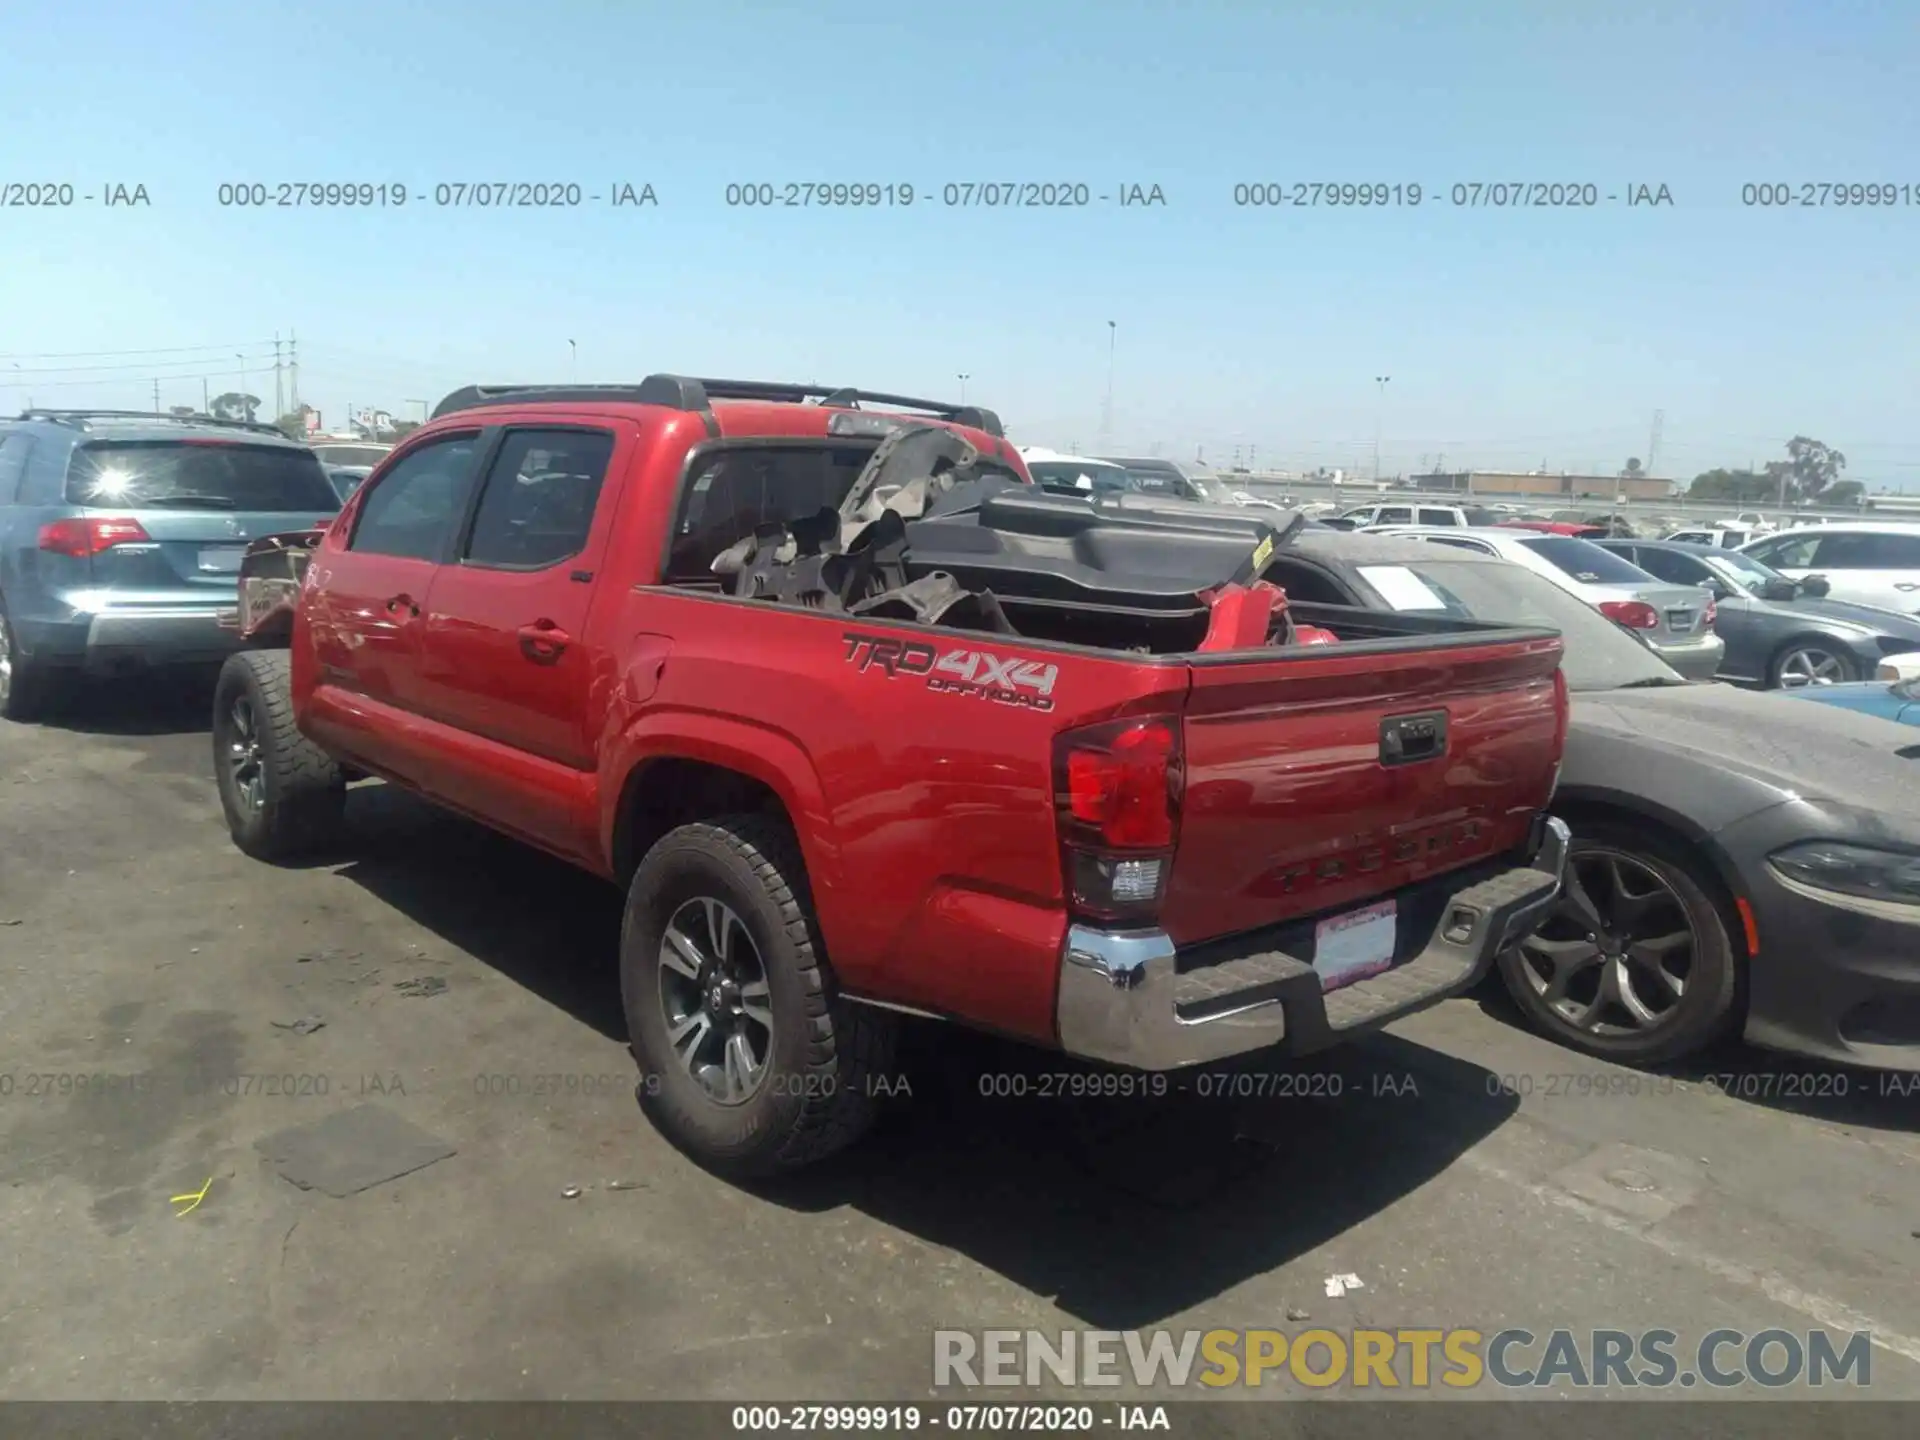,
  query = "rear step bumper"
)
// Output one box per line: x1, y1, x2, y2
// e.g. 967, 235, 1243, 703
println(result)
1057, 817, 1571, 1071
